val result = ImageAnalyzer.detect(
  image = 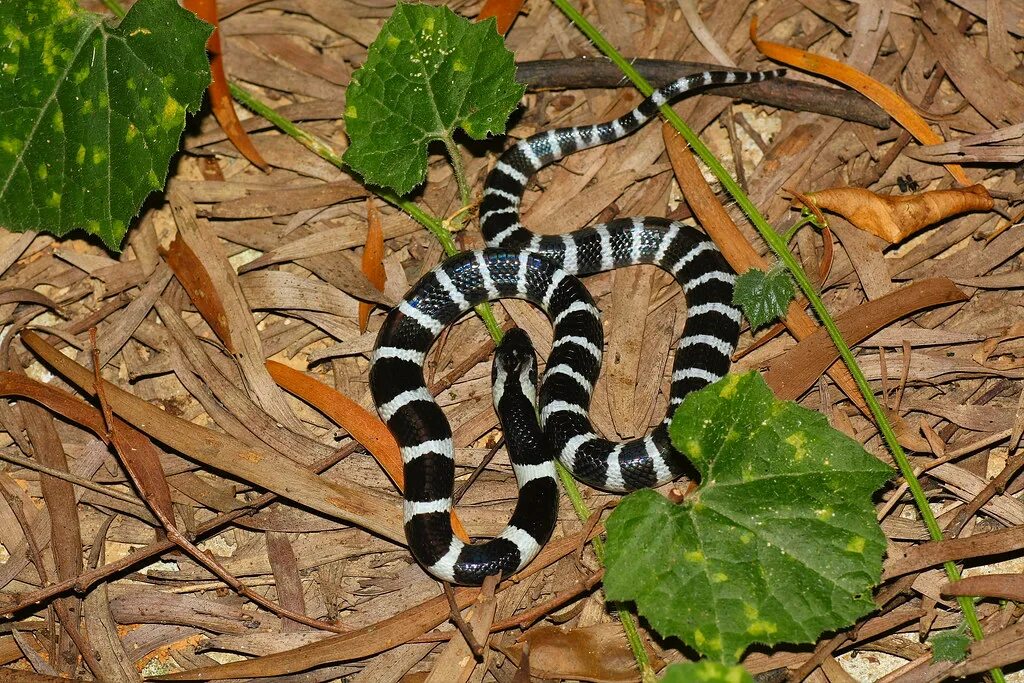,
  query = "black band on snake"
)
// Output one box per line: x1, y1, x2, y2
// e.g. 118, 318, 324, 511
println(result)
370, 68, 785, 585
